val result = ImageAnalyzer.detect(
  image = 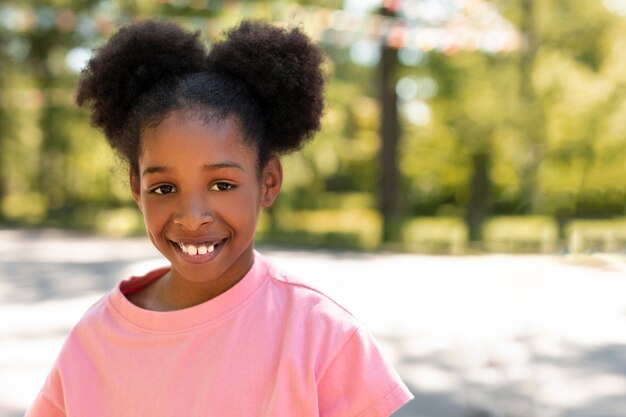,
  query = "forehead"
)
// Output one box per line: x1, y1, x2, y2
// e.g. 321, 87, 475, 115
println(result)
139, 110, 256, 165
